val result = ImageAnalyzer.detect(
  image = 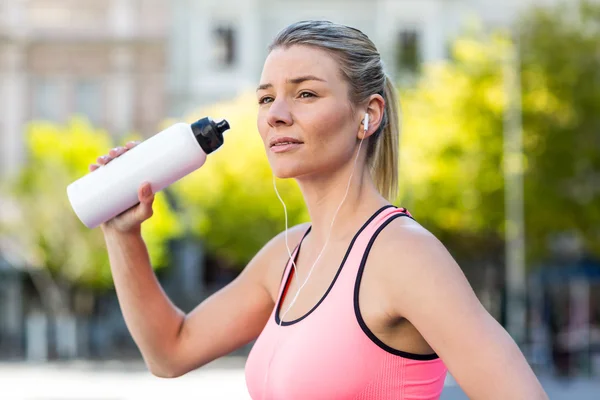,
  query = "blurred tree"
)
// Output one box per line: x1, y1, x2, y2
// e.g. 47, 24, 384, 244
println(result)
171, 93, 309, 269
518, 0, 600, 260
0, 116, 183, 314
399, 30, 510, 267
399, 0, 600, 266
